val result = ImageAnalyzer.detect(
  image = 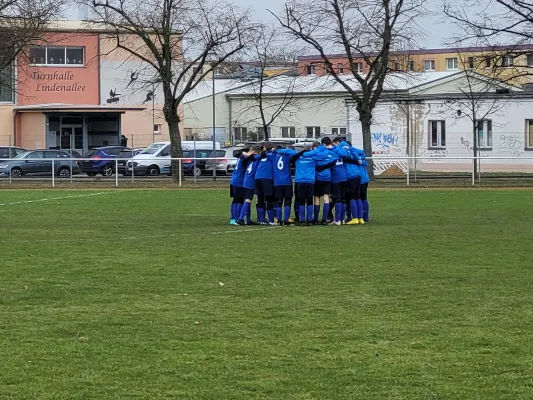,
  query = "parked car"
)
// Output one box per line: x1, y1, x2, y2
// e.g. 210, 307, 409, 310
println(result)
81, 146, 130, 176
0, 146, 26, 159
205, 147, 246, 176
128, 141, 220, 176
0, 150, 80, 177
182, 149, 213, 177
117, 148, 145, 176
